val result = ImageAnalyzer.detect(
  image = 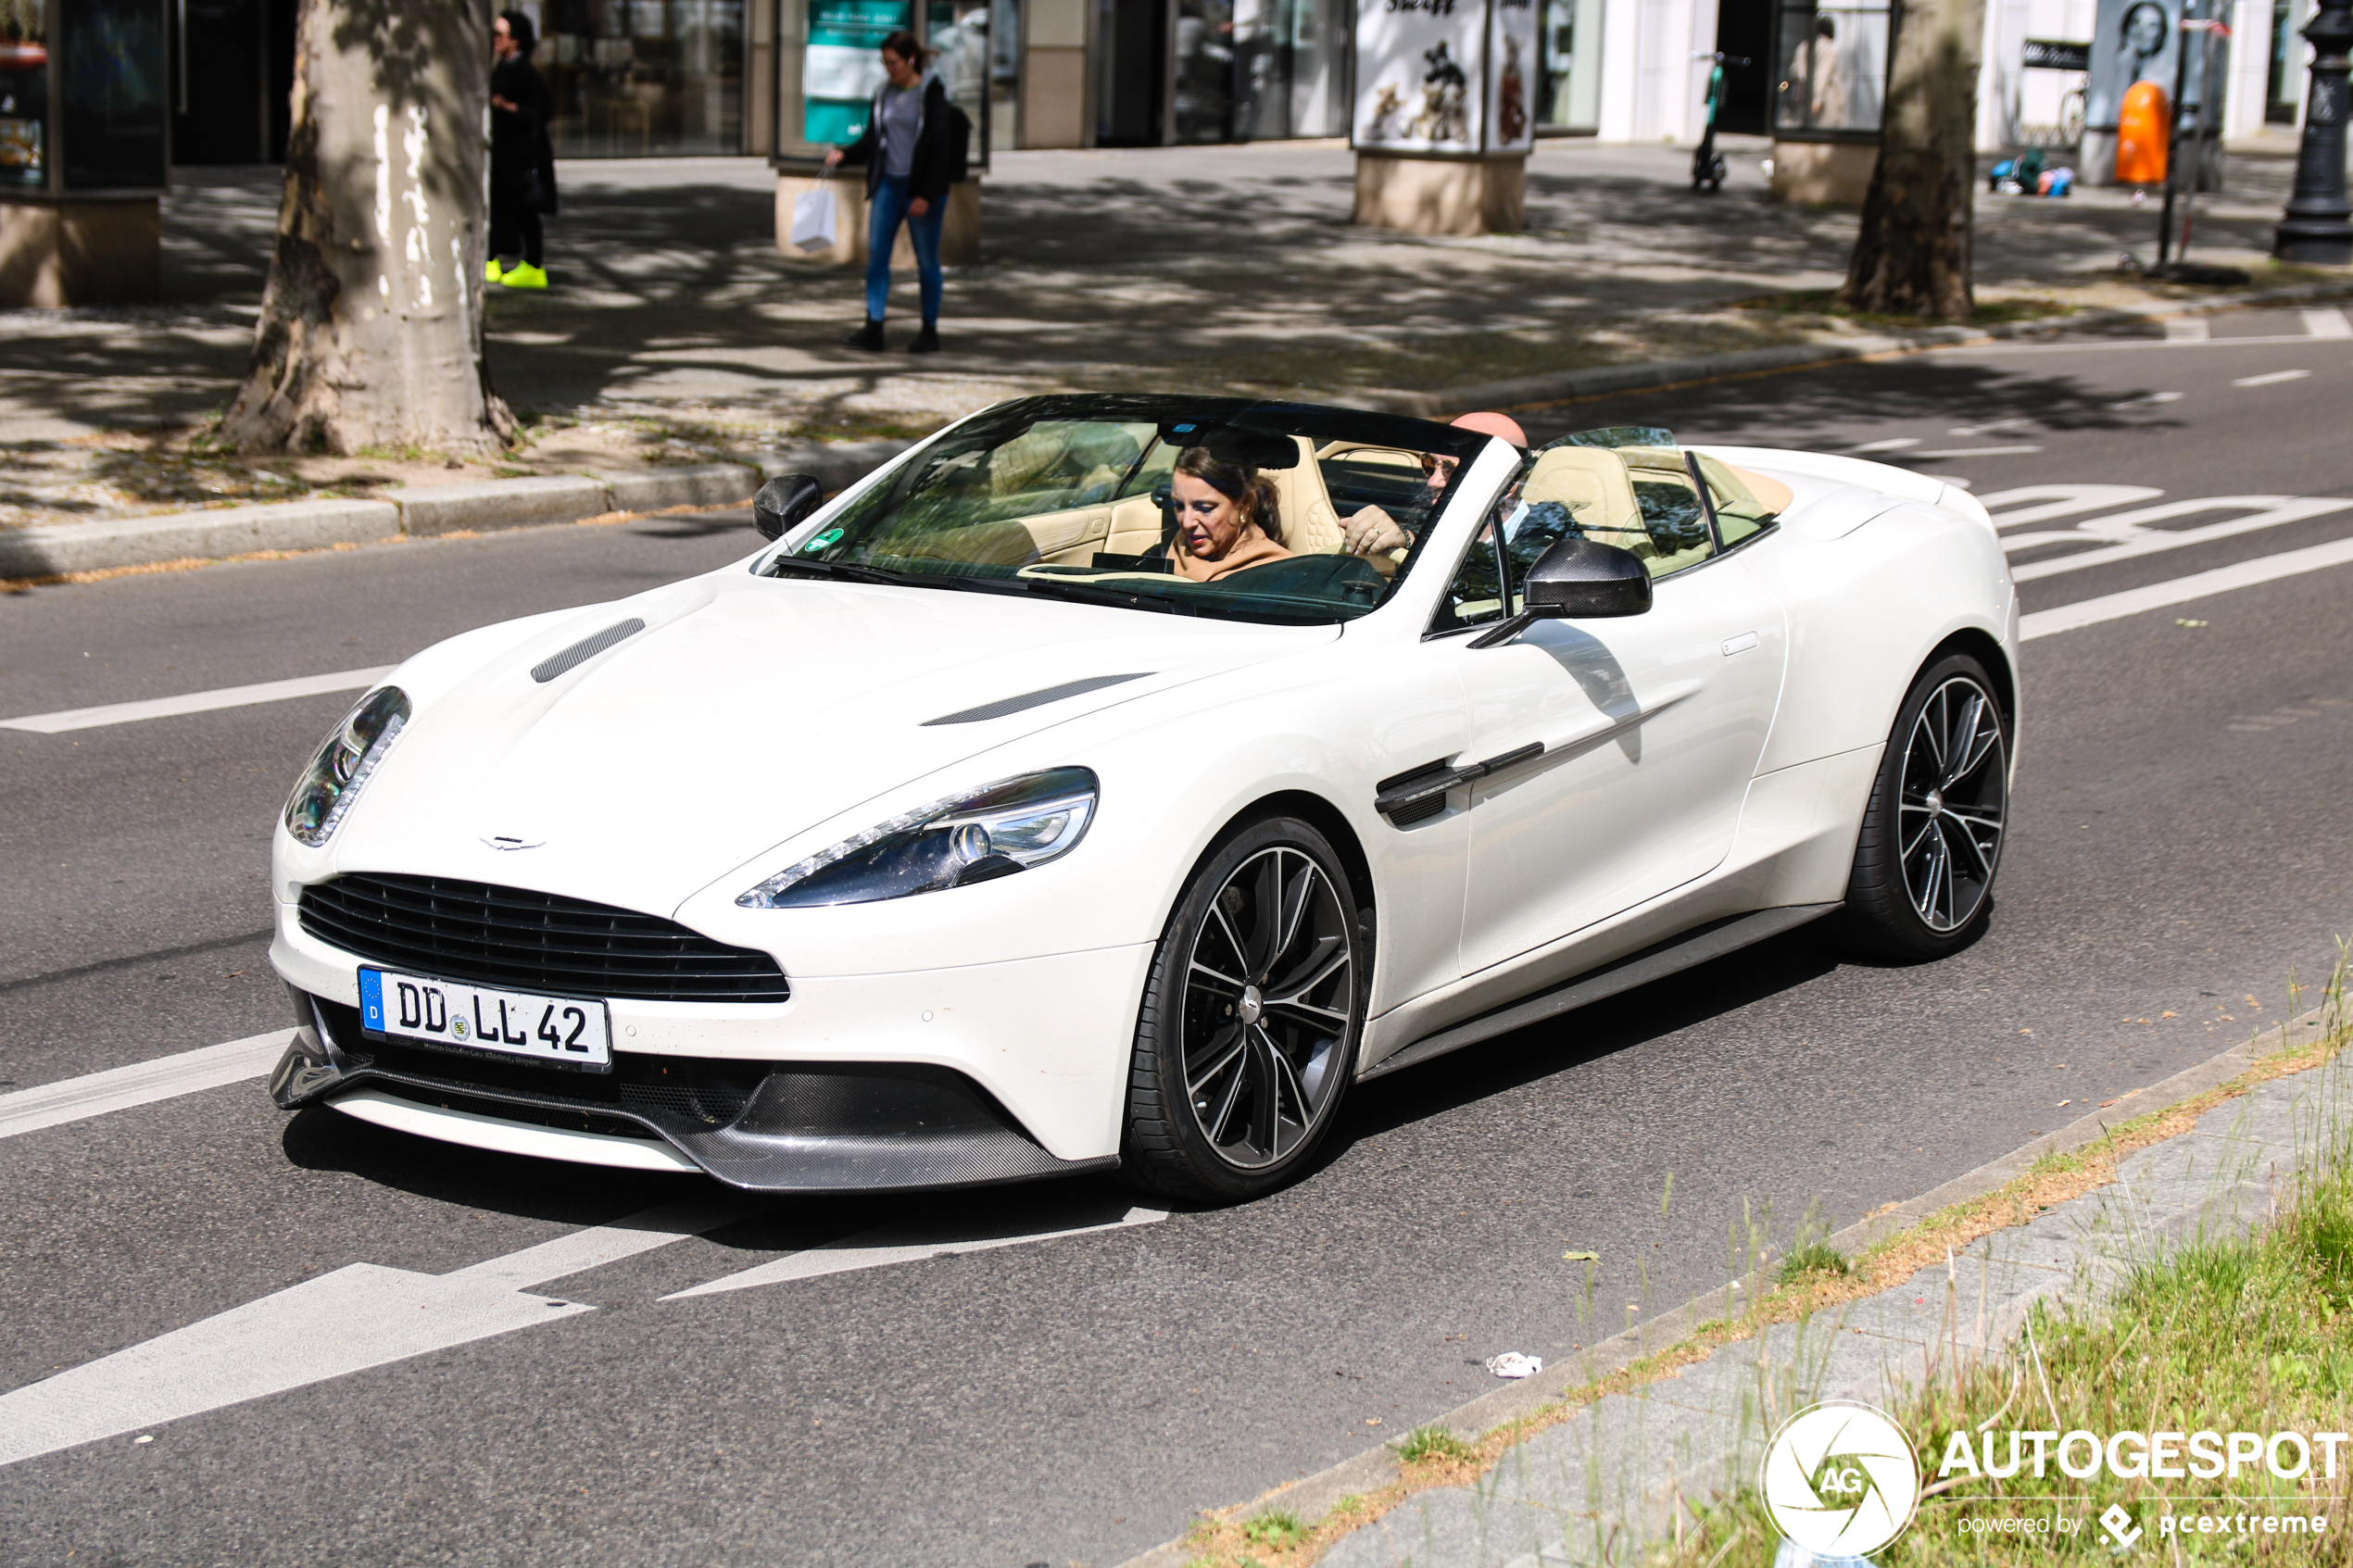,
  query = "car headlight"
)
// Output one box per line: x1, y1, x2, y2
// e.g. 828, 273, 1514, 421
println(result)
737, 767, 1098, 909
283, 686, 410, 848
